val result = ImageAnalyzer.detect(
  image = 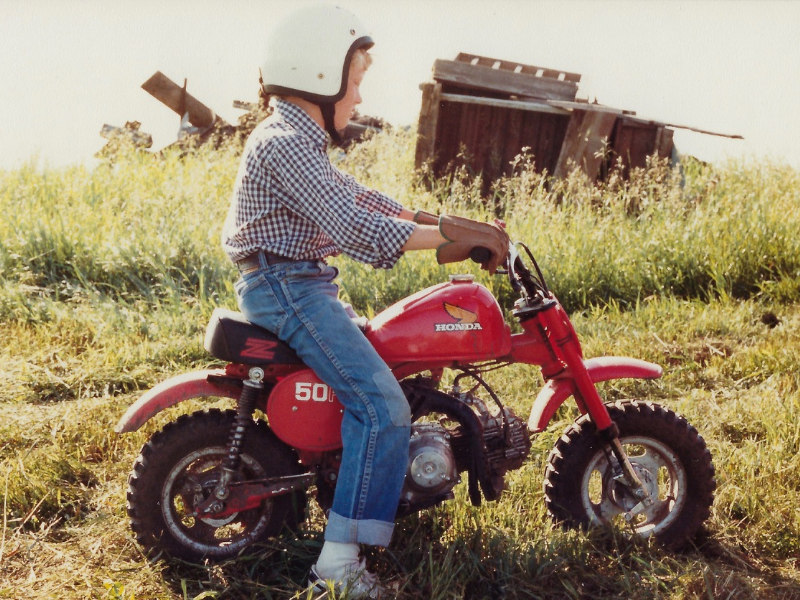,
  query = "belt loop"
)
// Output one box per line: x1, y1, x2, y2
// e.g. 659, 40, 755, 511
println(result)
257, 249, 268, 270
